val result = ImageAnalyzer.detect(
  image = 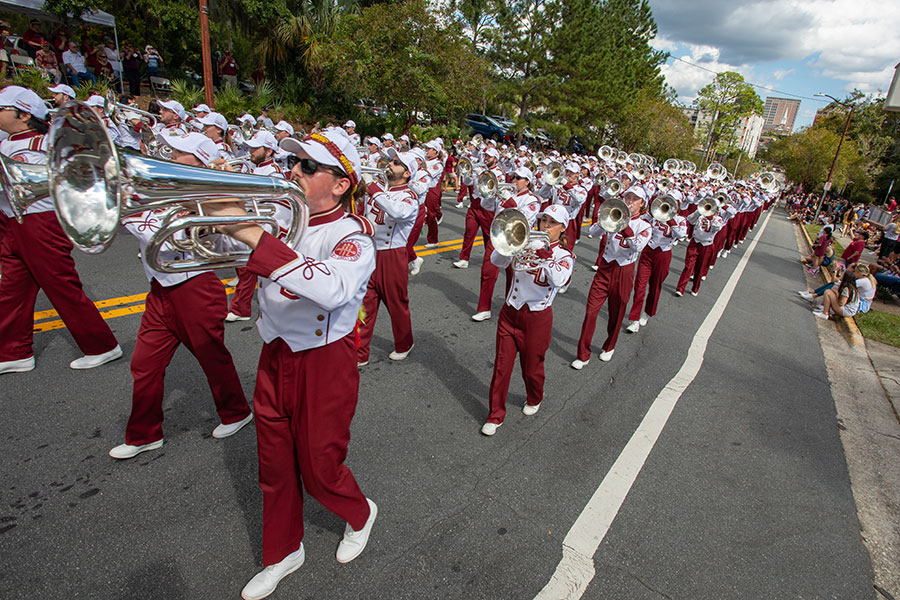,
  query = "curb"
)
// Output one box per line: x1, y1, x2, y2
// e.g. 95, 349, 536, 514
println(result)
799, 223, 865, 347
